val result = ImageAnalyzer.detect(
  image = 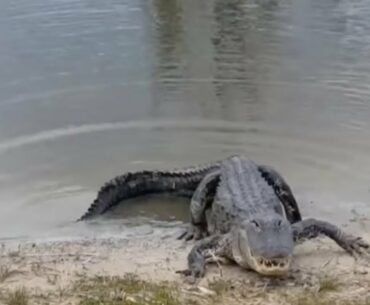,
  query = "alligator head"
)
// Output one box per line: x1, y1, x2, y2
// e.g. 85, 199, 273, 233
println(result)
232, 215, 294, 276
